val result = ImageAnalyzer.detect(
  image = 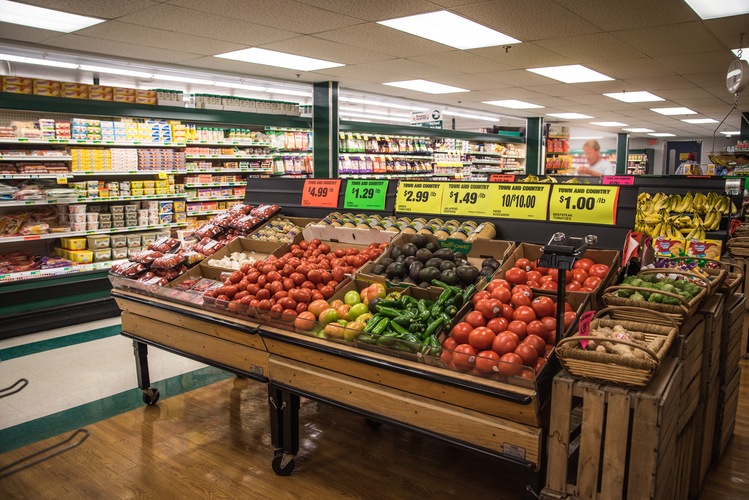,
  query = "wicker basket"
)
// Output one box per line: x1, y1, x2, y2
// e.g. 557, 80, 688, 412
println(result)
556, 307, 678, 389
602, 268, 710, 326
727, 236, 749, 257
666, 256, 729, 297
